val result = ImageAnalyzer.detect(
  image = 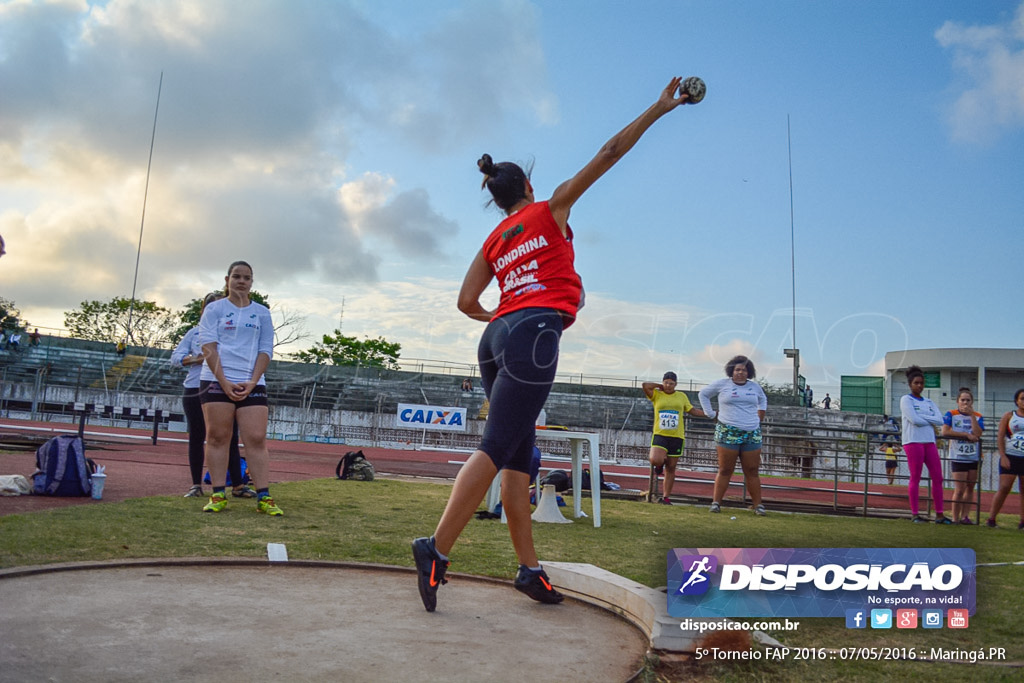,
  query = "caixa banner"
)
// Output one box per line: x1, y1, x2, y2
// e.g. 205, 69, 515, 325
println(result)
667, 548, 975, 618
396, 403, 467, 432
